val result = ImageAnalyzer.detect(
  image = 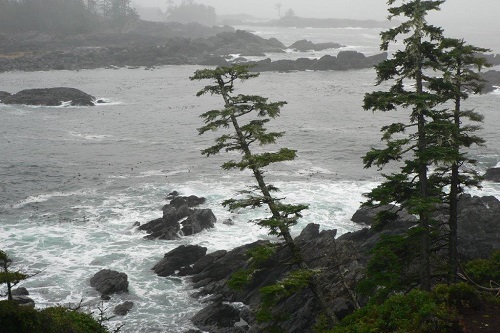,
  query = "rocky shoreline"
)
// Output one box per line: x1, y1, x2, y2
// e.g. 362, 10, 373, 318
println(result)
8, 181, 499, 332
139, 190, 499, 333
0, 19, 388, 74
